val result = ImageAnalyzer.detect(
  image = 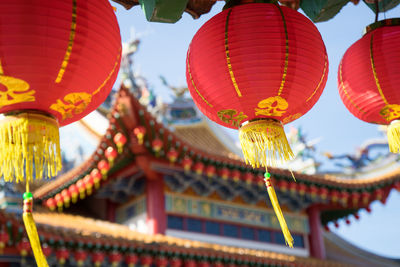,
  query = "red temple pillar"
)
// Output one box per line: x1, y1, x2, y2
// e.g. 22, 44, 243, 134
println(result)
307, 205, 326, 259
146, 175, 166, 235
